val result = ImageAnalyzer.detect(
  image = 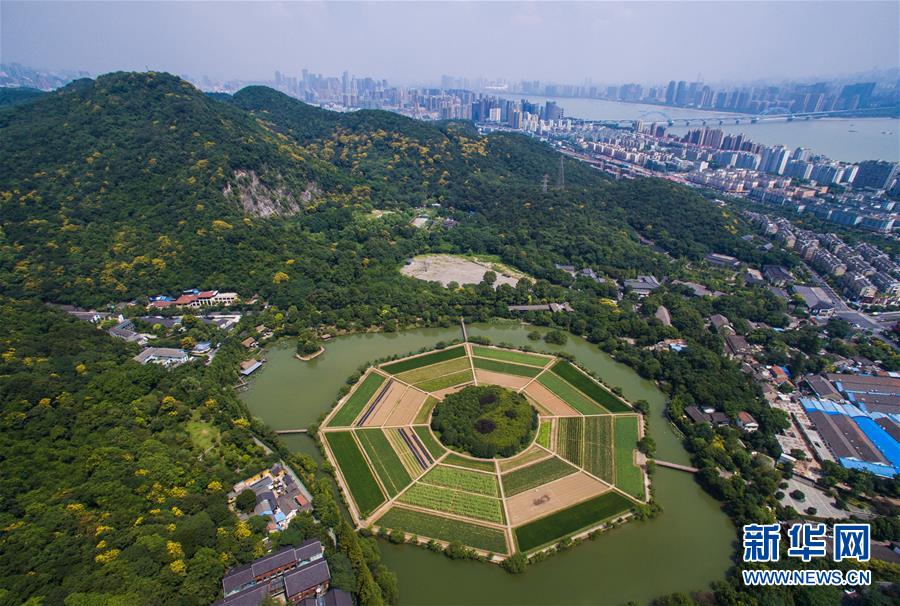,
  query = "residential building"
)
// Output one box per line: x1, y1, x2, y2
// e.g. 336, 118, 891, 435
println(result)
132, 347, 189, 367
623, 275, 661, 296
